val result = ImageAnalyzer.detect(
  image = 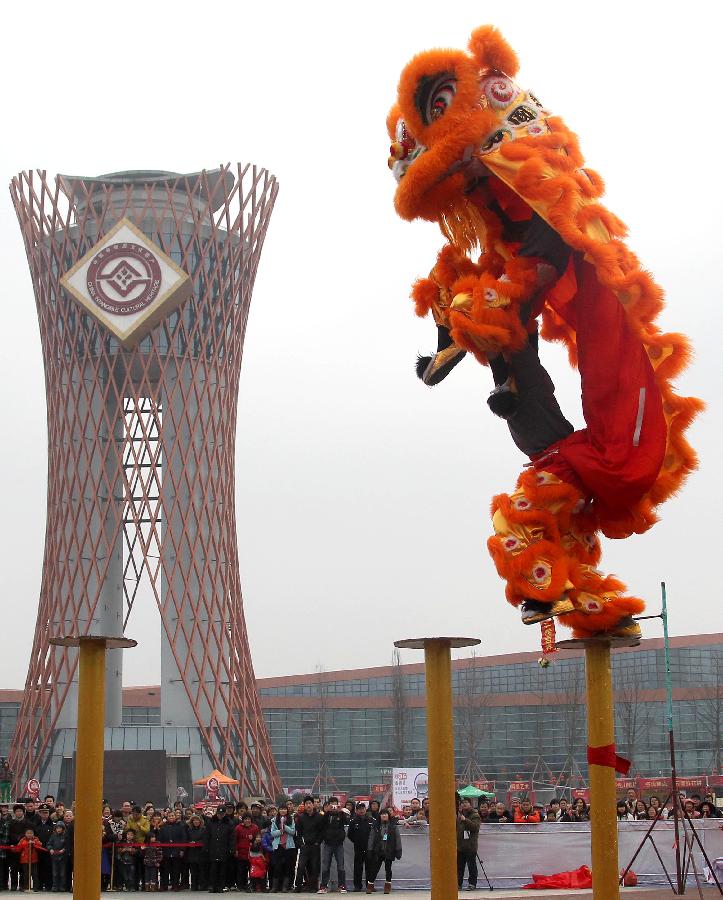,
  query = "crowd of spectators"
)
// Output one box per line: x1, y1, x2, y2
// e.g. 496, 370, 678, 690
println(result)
0, 795, 401, 895
1, 788, 719, 895
455, 786, 723, 827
